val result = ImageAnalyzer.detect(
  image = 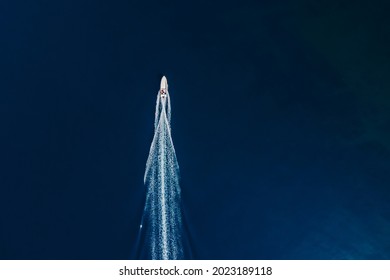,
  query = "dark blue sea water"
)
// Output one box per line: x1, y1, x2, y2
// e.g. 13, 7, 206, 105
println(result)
0, 0, 389, 259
